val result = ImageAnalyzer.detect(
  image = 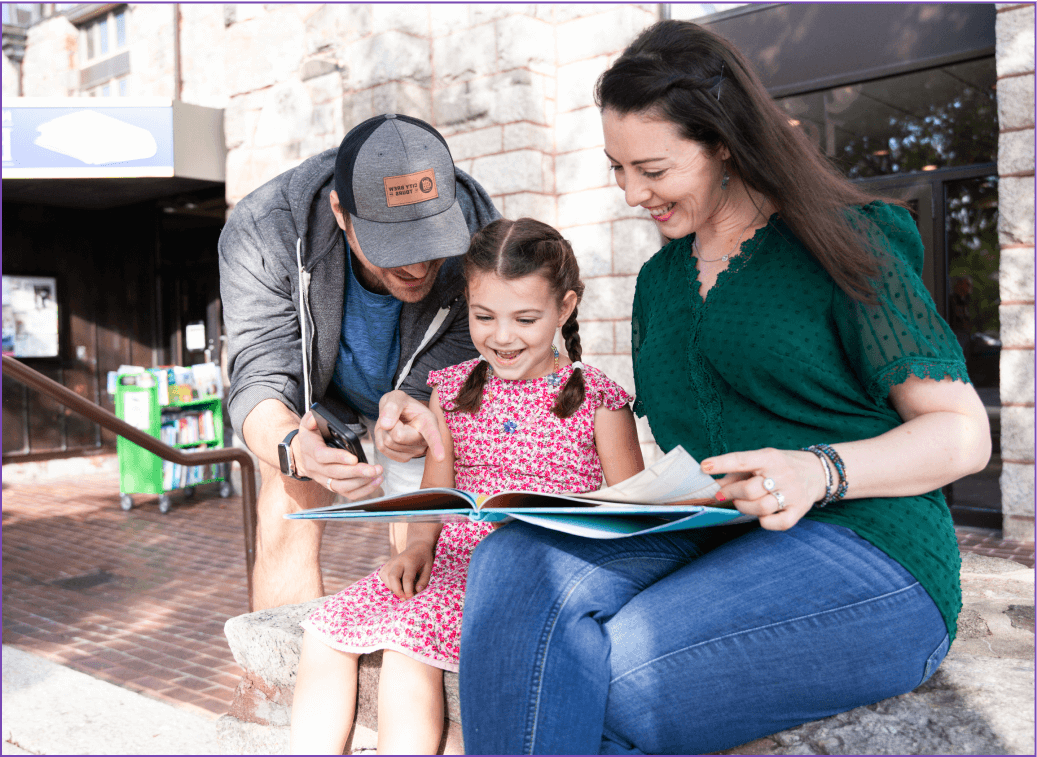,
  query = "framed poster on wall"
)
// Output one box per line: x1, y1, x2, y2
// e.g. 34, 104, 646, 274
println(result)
2, 275, 60, 358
